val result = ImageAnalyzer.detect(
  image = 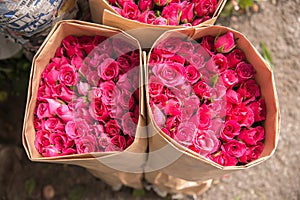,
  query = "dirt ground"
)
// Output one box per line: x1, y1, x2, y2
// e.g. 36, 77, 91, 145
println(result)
0, 0, 299, 199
